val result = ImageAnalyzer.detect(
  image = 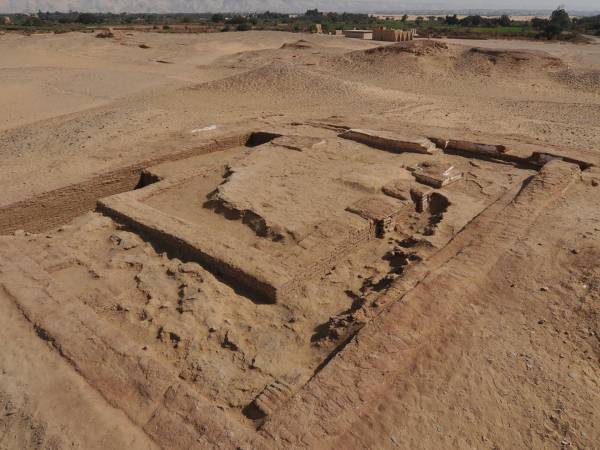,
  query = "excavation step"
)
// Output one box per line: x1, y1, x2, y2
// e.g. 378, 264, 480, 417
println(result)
246, 379, 296, 420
